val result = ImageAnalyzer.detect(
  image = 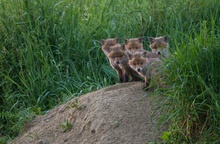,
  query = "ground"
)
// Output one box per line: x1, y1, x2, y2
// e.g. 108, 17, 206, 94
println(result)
11, 82, 167, 144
